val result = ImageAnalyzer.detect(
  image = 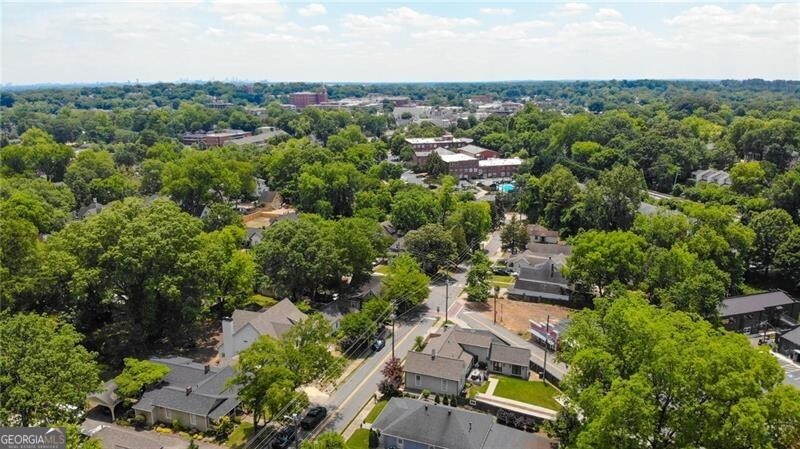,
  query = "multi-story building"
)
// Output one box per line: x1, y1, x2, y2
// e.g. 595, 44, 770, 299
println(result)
404, 134, 473, 152
289, 85, 328, 109
441, 153, 480, 178
478, 157, 523, 178
180, 129, 251, 147
457, 144, 499, 160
